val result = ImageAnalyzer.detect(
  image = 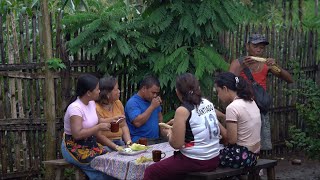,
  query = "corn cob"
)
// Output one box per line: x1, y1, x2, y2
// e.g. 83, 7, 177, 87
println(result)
249, 56, 266, 62
250, 56, 282, 74
270, 63, 281, 74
